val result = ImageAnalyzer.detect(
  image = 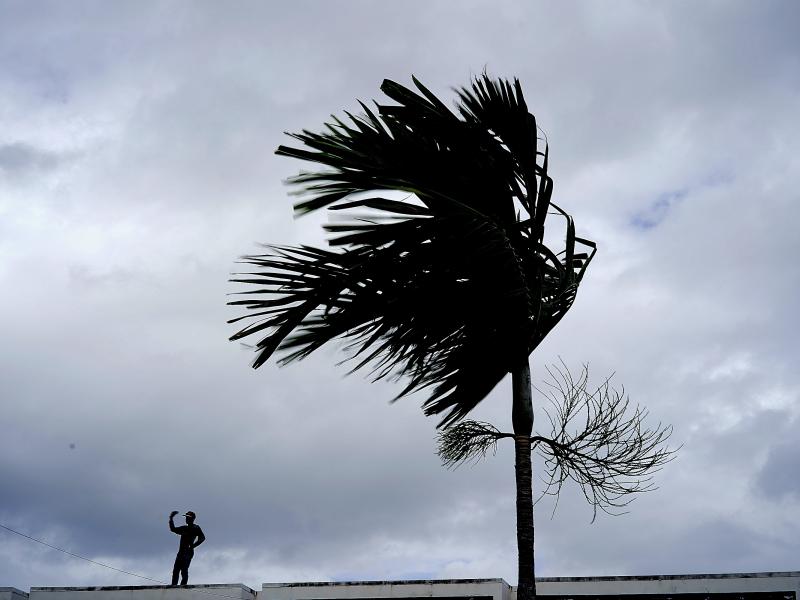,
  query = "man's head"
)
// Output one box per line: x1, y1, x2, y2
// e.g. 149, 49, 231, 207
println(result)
184, 511, 196, 524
